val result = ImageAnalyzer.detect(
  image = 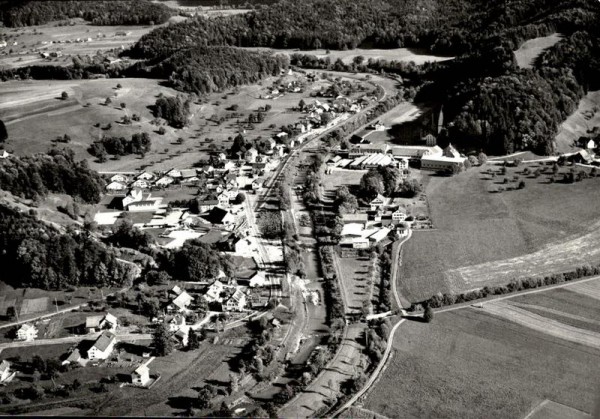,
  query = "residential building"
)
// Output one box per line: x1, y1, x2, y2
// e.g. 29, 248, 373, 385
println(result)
87, 332, 117, 361
369, 194, 387, 211
62, 348, 83, 366
206, 207, 235, 226
110, 174, 128, 183
128, 199, 161, 213
122, 188, 144, 208
106, 181, 127, 192
0, 361, 14, 383
166, 169, 182, 178
165, 314, 186, 332
136, 171, 154, 181
224, 288, 247, 312
245, 148, 258, 163
197, 195, 219, 213
392, 210, 407, 222
85, 312, 118, 333
205, 280, 226, 303
155, 176, 174, 187
249, 271, 268, 287
174, 326, 190, 347
131, 357, 154, 386
172, 291, 193, 312
16, 324, 38, 341
131, 179, 150, 189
